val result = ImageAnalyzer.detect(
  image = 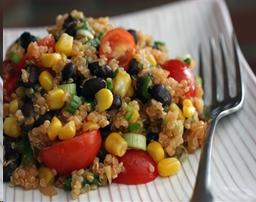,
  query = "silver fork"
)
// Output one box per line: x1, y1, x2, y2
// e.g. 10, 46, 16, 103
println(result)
190, 33, 244, 202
